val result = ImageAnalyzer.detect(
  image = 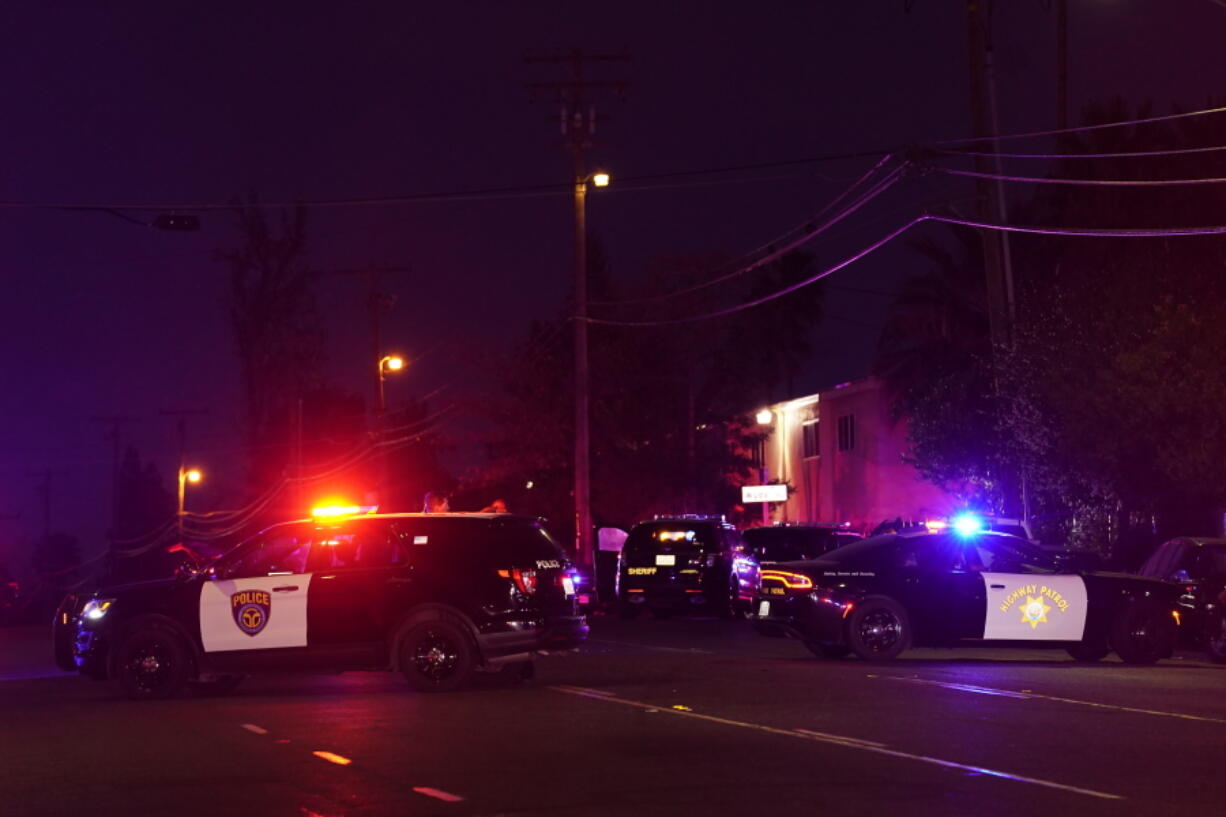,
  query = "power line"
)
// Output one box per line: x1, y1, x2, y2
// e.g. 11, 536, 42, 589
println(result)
935, 143, 1226, 161
932, 104, 1226, 148
937, 167, 1226, 187
587, 211, 1226, 327
590, 155, 906, 308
